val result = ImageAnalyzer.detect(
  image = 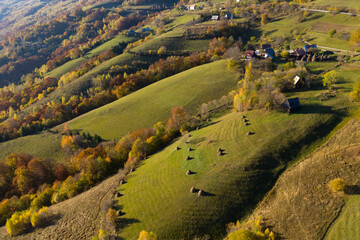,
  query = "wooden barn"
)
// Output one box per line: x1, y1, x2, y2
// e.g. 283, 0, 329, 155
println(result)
282, 97, 301, 113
